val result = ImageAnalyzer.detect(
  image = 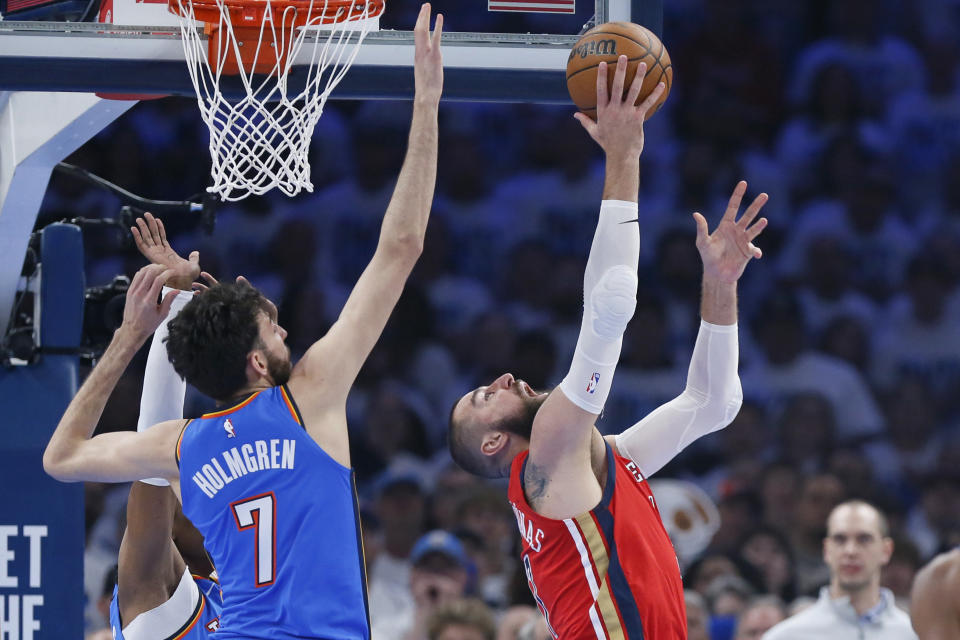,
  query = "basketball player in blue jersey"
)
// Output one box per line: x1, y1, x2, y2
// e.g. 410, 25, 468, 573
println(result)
43, 5, 443, 638
107, 215, 222, 640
